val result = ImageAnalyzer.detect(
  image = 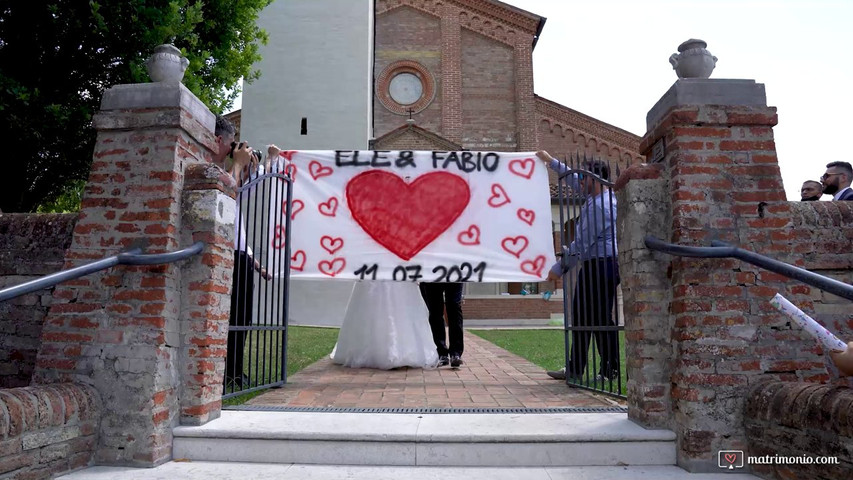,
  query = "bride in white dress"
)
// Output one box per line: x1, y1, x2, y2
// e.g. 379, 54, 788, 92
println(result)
331, 281, 439, 369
